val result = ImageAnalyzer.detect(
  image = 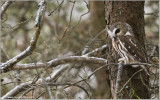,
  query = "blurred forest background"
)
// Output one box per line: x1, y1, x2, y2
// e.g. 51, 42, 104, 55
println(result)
1, 0, 159, 99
